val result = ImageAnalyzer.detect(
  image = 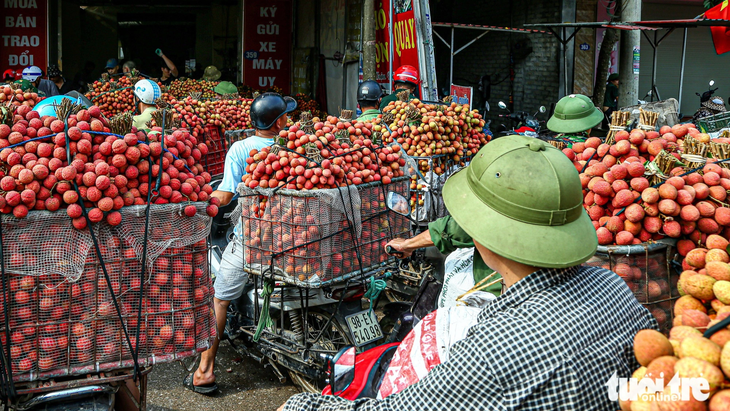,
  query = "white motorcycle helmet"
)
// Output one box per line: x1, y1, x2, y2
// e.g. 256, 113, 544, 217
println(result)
133, 79, 161, 105
22, 66, 43, 82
